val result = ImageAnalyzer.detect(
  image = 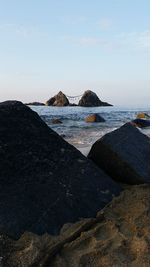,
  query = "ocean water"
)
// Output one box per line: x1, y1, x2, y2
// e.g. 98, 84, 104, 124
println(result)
31, 106, 150, 155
